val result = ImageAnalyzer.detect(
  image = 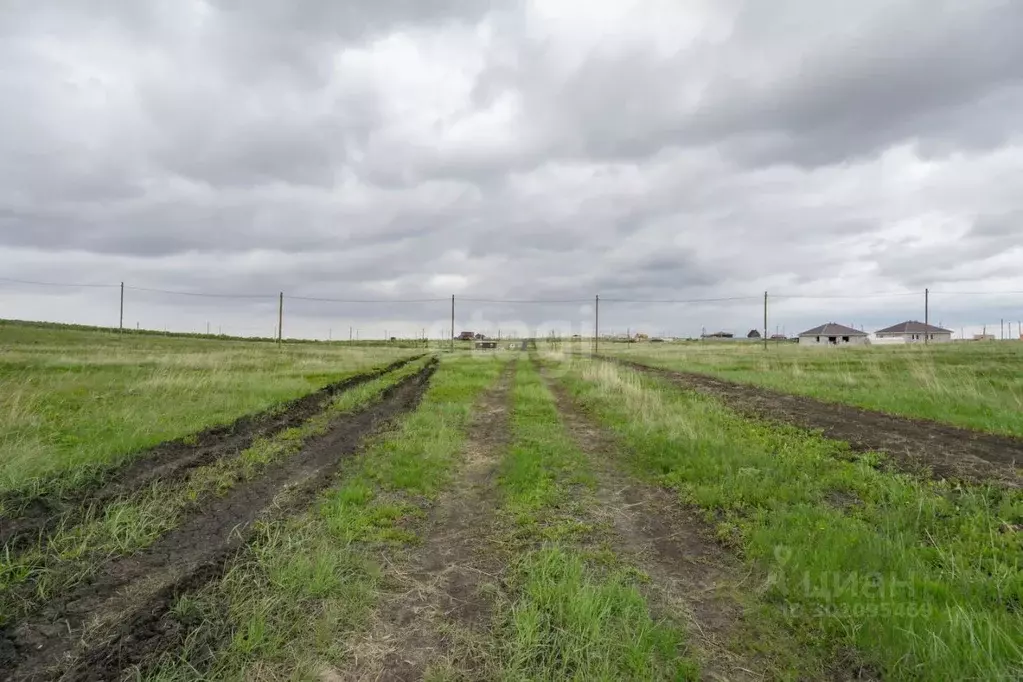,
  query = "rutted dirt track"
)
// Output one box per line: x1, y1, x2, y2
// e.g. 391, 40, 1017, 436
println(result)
0, 360, 436, 682
538, 366, 765, 682
540, 364, 869, 682
347, 360, 515, 681
0, 355, 425, 551
609, 357, 1023, 487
